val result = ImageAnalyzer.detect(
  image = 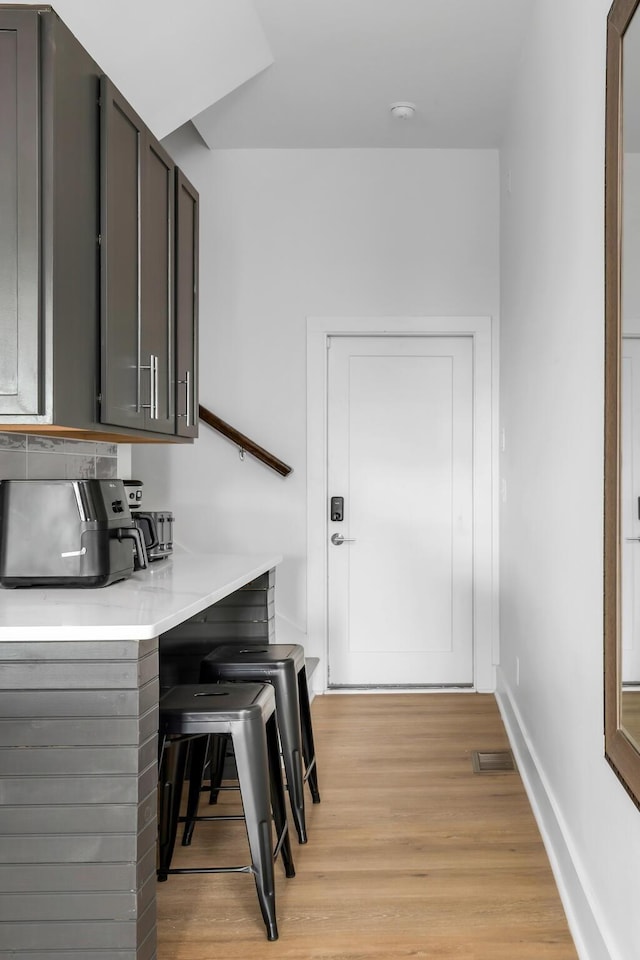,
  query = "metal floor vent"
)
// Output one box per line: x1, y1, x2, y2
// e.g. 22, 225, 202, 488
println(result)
471, 750, 516, 774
